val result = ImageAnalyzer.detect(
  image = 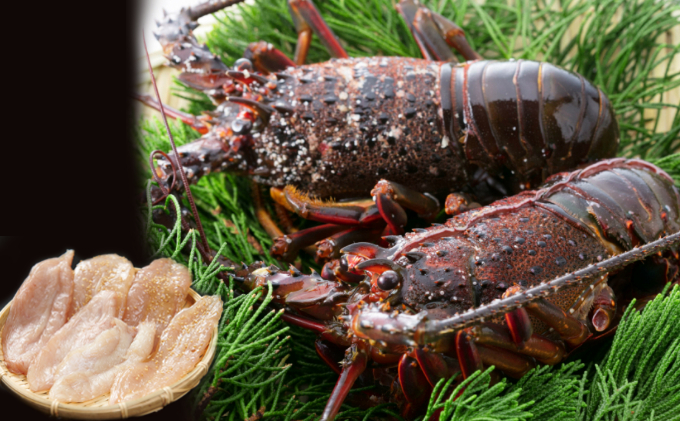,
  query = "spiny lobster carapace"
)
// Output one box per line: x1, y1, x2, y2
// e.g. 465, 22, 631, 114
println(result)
141, 0, 620, 266
234, 158, 680, 420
